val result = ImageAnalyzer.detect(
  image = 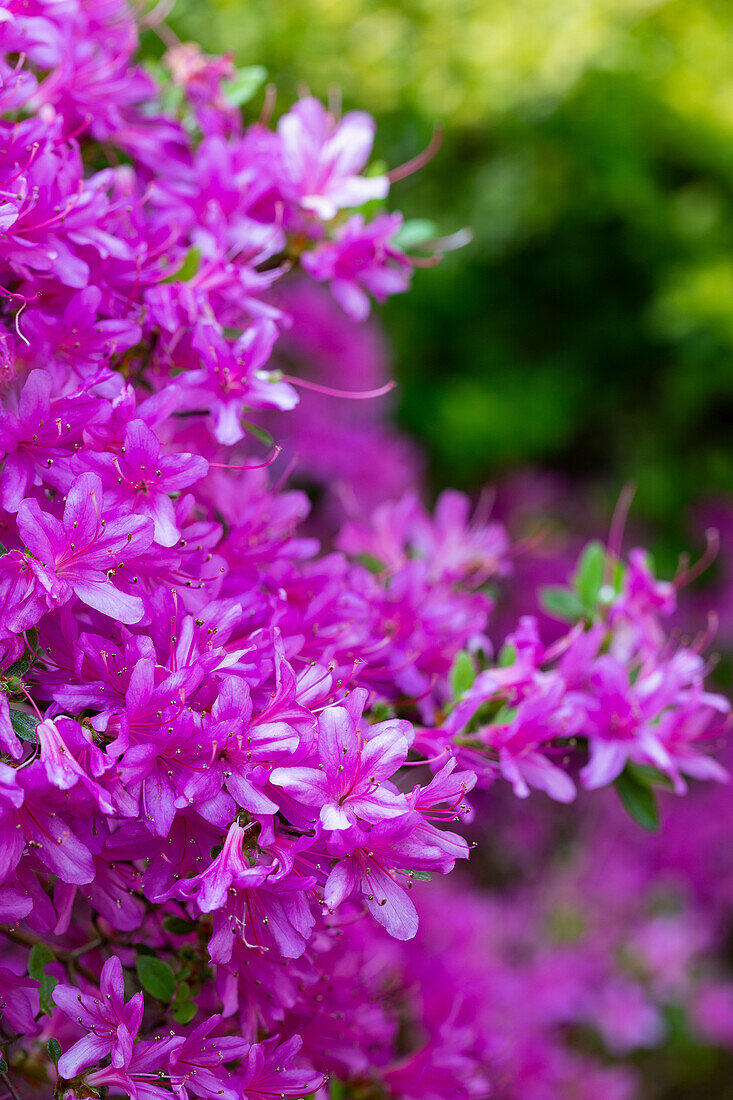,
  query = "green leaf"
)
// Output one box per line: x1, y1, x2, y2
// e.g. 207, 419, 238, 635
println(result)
574, 540, 606, 611
152, 67, 185, 116
329, 1079, 345, 1100
546, 904, 586, 945
364, 159, 387, 178
394, 218, 440, 251
163, 915, 197, 936
539, 586, 584, 622
9, 707, 38, 744
449, 650, 476, 699
355, 553, 386, 575
626, 762, 675, 791
171, 978, 197, 1023
29, 944, 57, 1015
408, 869, 432, 881
162, 246, 201, 284
4, 675, 24, 697
0, 1056, 6, 1073
132, 941, 157, 957
614, 768, 660, 831
612, 559, 627, 594
136, 955, 176, 1003
6, 653, 30, 677
28, 943, 54, 981
497, 642, 516, 668
241, 420, 275, 448
47, 1038, 62, 1067
38, 973, 58, 1014
172, 998, 198, 1024
222, 65, 267, 107
369, 701, 395, 723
